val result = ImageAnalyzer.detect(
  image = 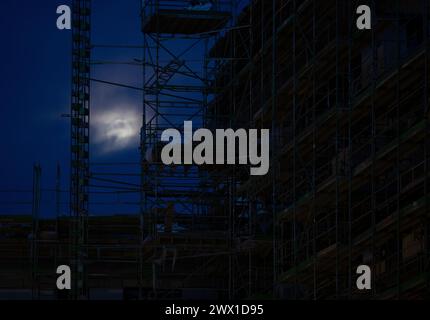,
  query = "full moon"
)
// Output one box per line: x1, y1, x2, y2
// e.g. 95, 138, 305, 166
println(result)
93, 106, 141, 154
